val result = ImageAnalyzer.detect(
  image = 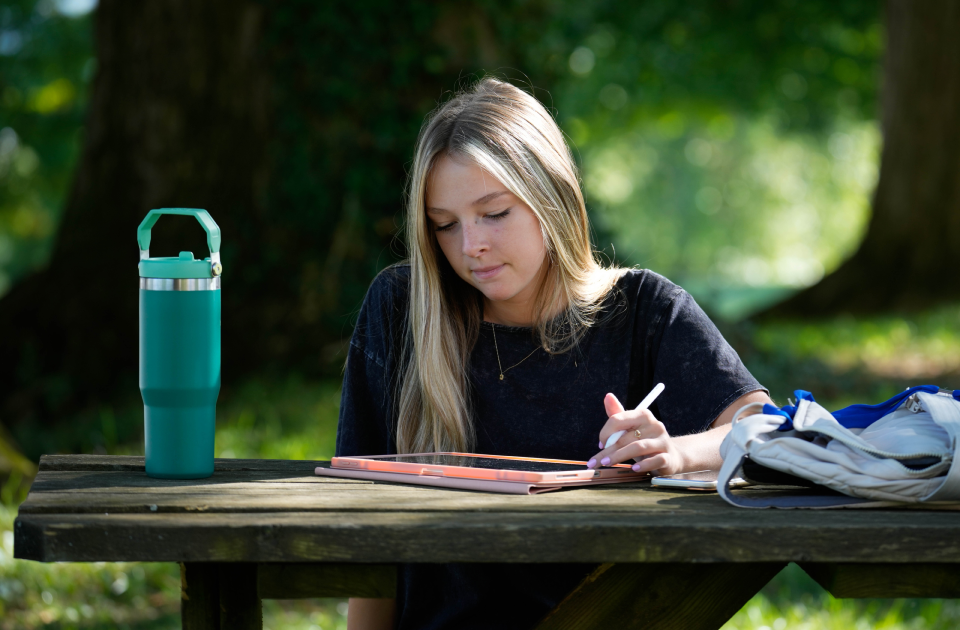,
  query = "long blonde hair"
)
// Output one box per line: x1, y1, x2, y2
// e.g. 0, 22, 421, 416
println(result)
397, 77, 625, 453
